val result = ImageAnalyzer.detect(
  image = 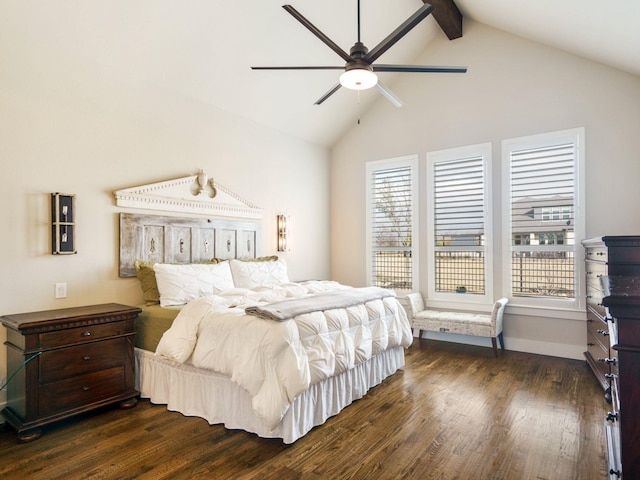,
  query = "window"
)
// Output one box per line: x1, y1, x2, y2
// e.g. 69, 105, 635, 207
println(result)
427, 143, 493, 303
366, 155, 418, 290
502, 128, 585, 307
